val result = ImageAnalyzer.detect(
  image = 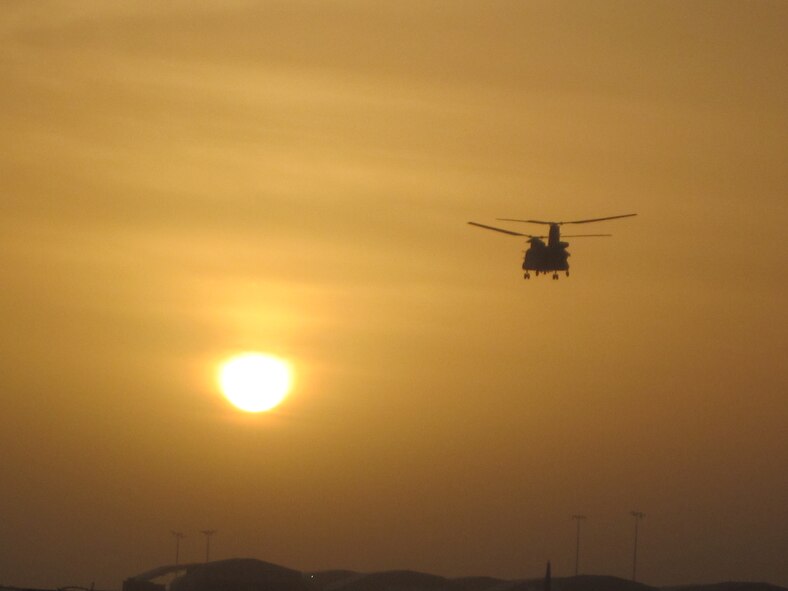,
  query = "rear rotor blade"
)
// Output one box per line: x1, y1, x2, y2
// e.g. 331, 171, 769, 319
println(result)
561, 213, 637, 224
467, 221, 539, 237
498, 213, 637, 225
